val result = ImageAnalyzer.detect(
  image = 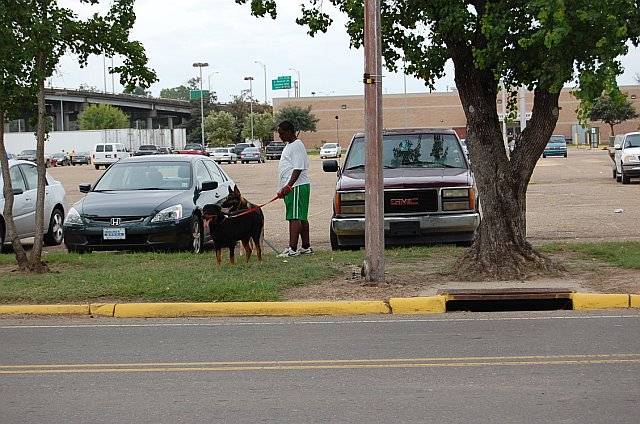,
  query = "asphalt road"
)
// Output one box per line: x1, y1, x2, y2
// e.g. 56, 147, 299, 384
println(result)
45, 147, 640, 254
1, 311, 638, 423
